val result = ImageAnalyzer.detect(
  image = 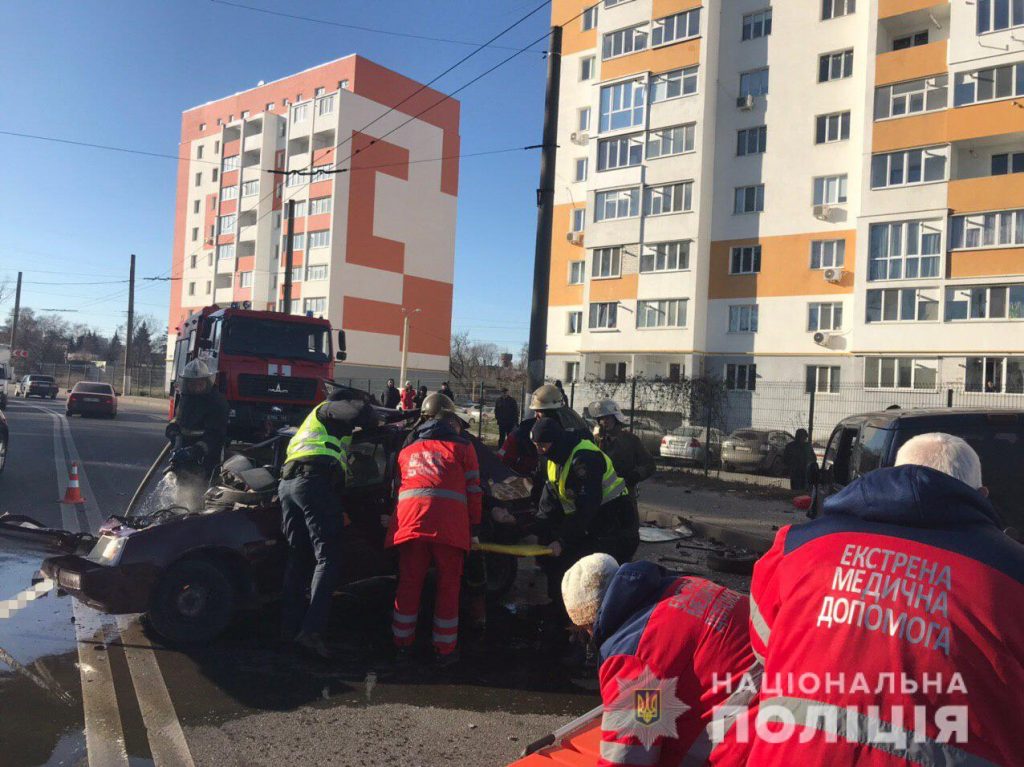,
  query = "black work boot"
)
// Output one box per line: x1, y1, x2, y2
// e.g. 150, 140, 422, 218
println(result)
295, 632, 333, 660
433, 649, 460, 669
